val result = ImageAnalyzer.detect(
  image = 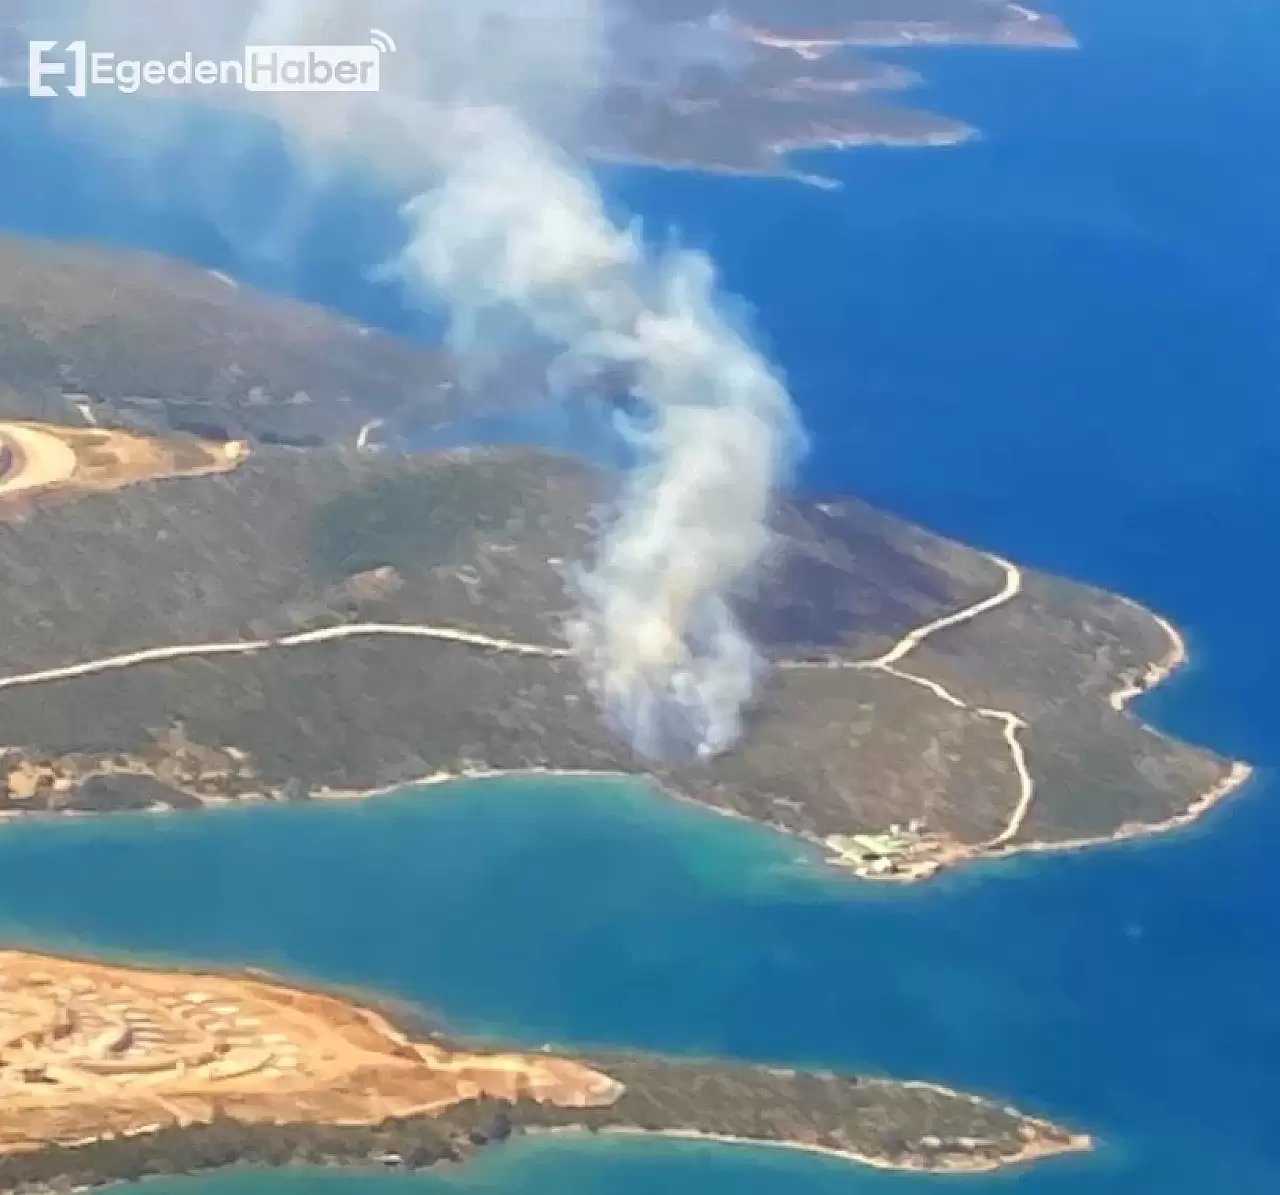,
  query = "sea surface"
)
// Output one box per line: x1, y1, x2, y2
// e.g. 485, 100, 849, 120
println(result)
1, 0, 1279, 1192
